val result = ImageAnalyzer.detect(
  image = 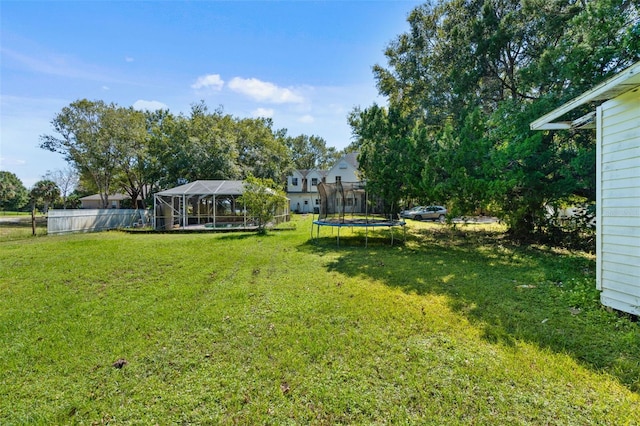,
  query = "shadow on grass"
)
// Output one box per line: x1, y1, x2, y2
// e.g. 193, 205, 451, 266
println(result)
299, 226, 640, 393
128, 230, 275, 240
217, 232, 275, 241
